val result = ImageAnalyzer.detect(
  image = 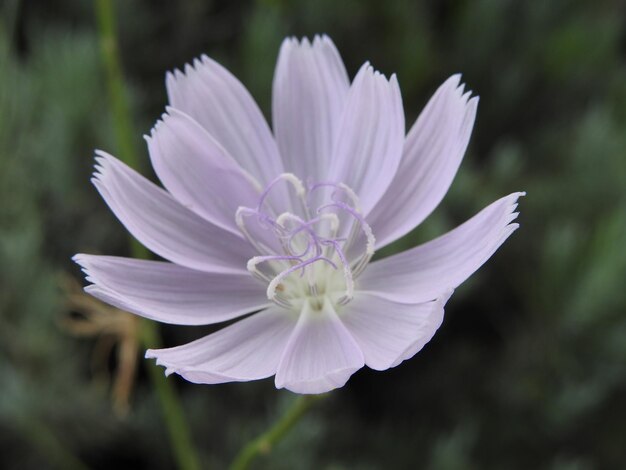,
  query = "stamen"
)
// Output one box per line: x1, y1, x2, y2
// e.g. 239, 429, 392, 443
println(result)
236, 175, 375, 310
258, 173, 309, 219
336, 183, 362, 212
236, 207, 277, 255
308, 182, 362, 212
247, 255, 300, 280
323, 239, 354, 305
275, 212, 312, 257
266, 256, 336, 303
318, 201, 375, 265
319, 213, 340, 260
